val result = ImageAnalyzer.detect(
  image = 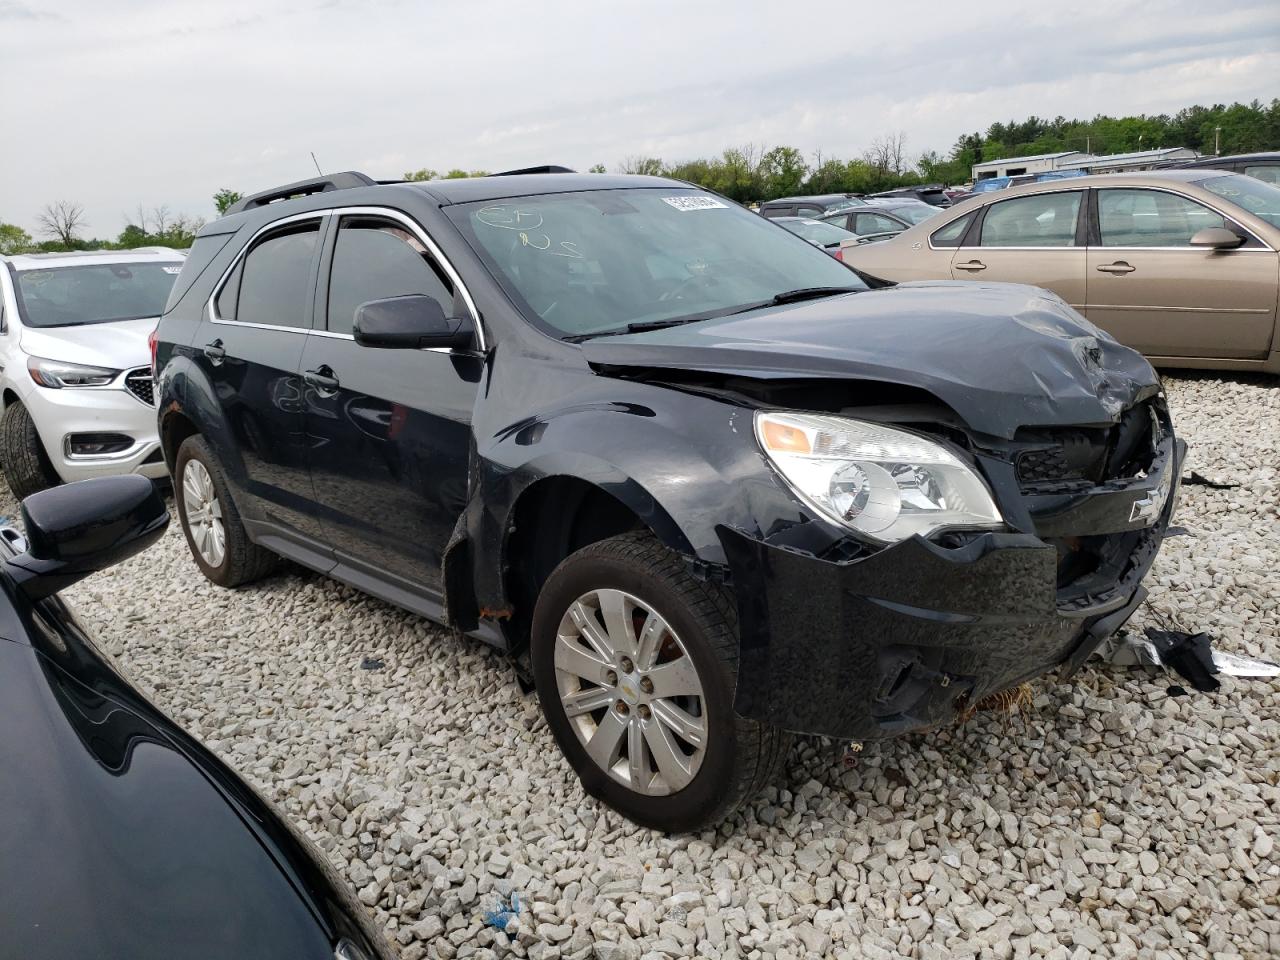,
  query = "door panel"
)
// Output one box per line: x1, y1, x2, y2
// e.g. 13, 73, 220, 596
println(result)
302, 213, 480, 592
194, 218, 324, 541
1085, 249, 1278, 357
949, 191, 1087, 307
1085, 188, 1279, 358
300, 336, 478, 592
